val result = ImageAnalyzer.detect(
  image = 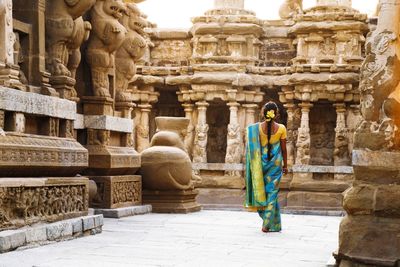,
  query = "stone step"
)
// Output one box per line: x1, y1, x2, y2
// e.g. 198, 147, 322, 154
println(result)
93, 205, 152, 219
0, 215, 103, 253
